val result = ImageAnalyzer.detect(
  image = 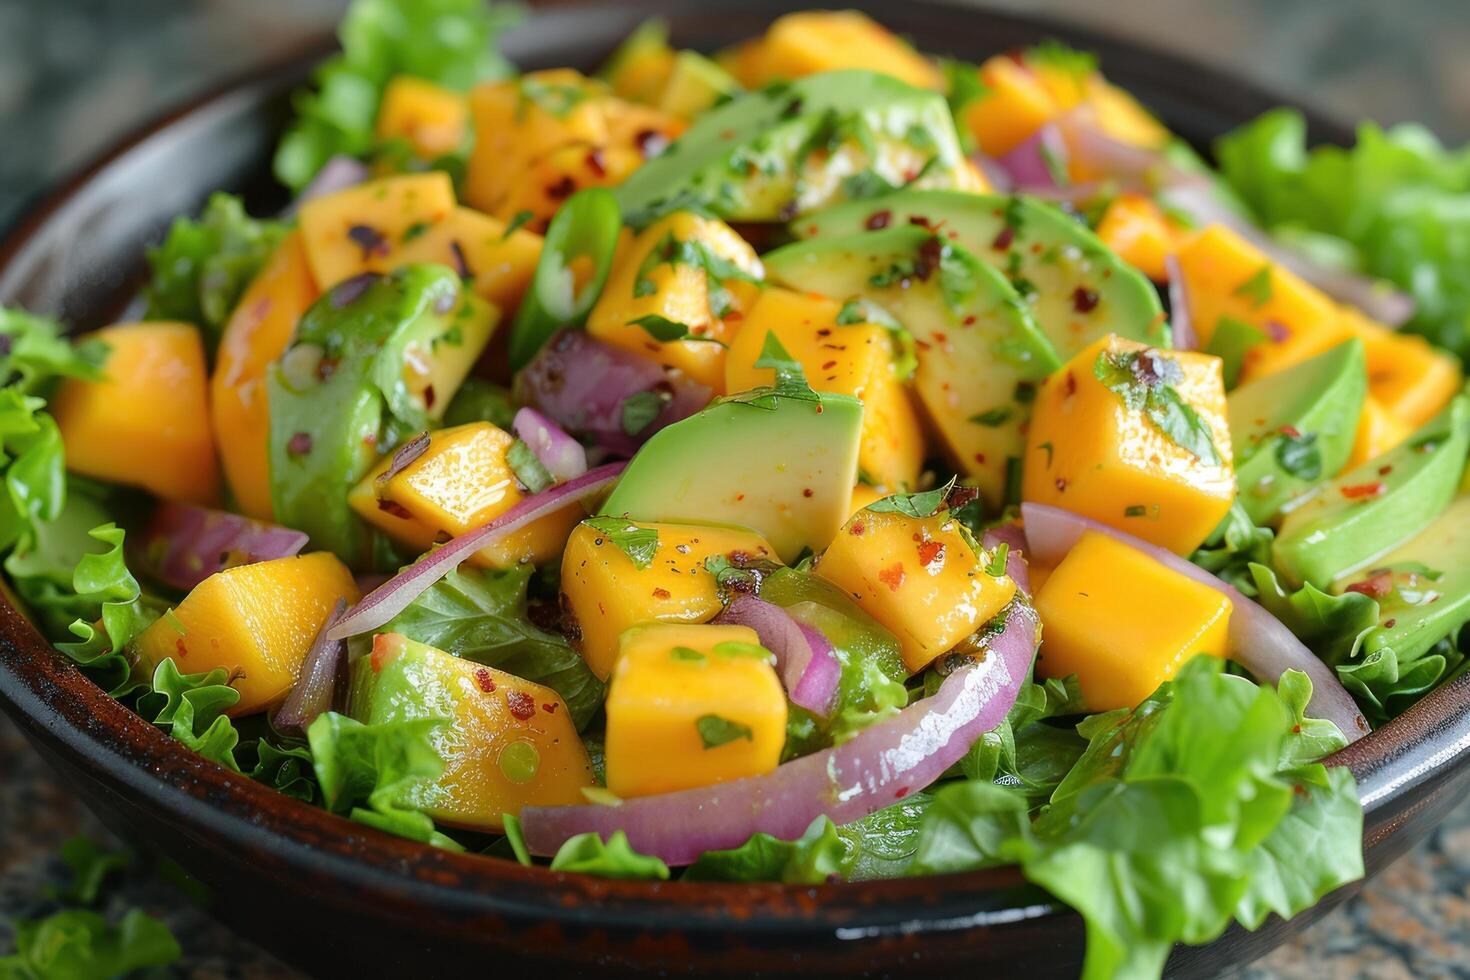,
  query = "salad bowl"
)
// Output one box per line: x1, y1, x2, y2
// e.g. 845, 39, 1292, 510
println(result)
3, 1, 1470, 976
